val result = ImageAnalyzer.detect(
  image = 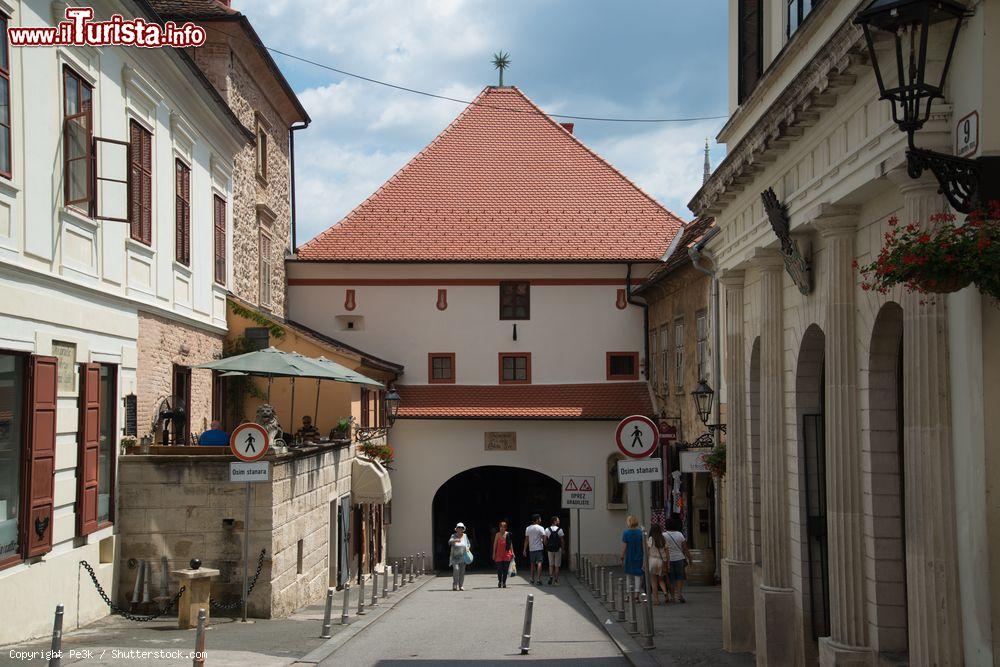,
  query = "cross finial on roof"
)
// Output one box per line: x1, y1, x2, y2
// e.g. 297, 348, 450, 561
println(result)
492, 51, 511, 87
703, 139, 711, 185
